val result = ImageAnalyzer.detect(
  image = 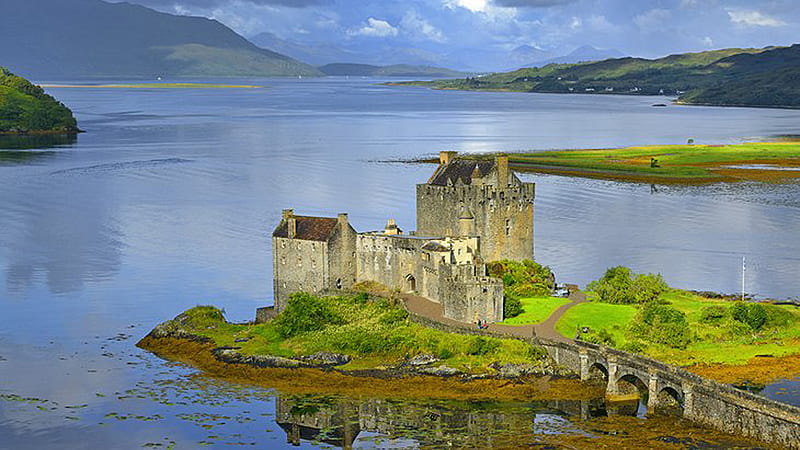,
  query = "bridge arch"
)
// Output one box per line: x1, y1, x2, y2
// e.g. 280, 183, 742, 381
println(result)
587, 362, 608, 383
653, 386, 684, 416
